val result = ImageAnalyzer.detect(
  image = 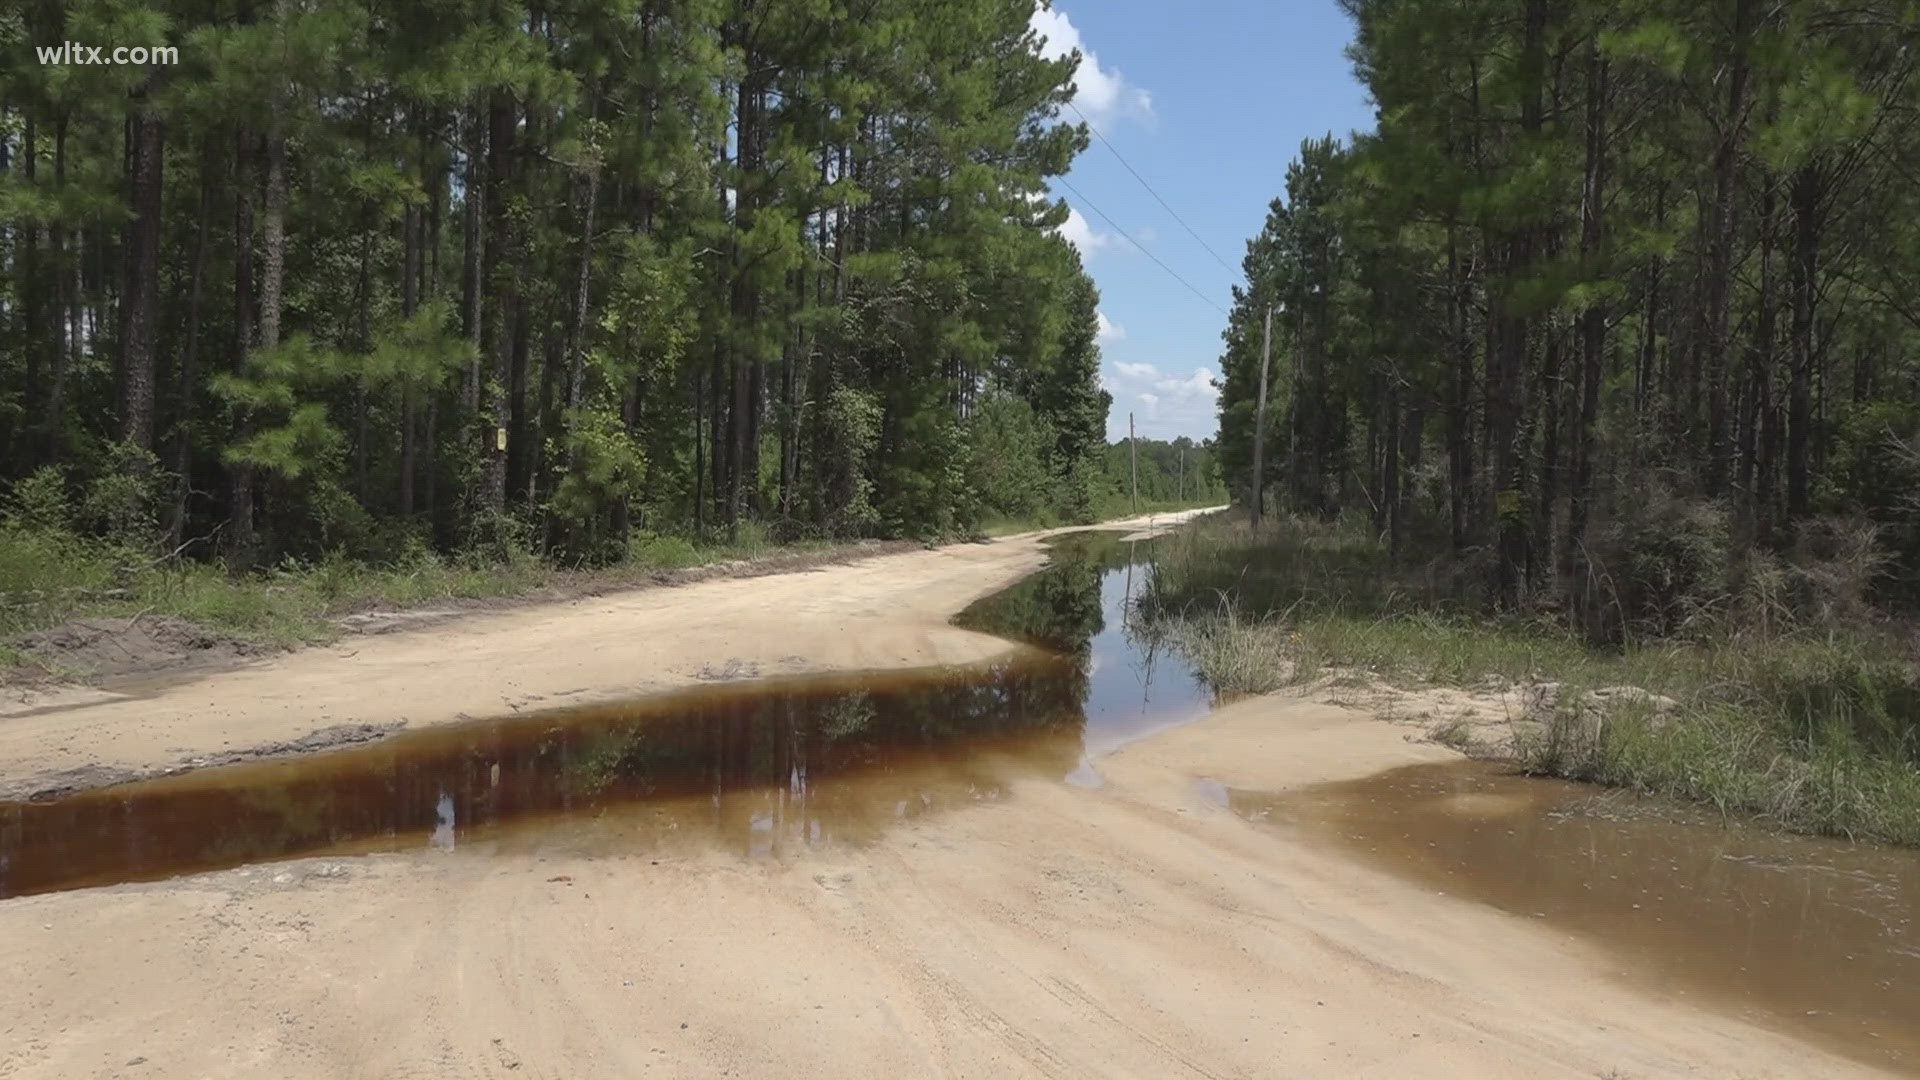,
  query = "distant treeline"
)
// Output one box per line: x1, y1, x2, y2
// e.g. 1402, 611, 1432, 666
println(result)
1095, 436, 1225, 514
